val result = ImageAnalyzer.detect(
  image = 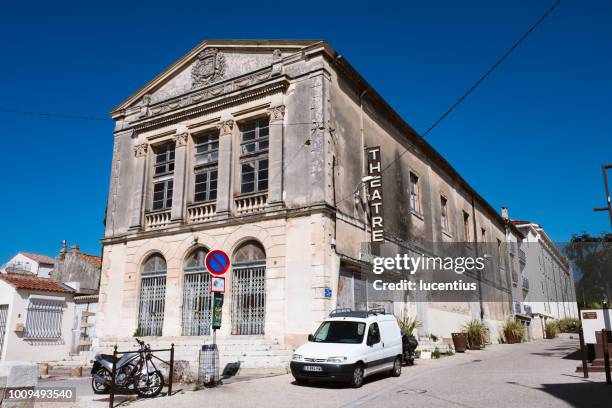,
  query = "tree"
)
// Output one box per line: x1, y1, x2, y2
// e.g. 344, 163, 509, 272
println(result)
564, 233, 612, 308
